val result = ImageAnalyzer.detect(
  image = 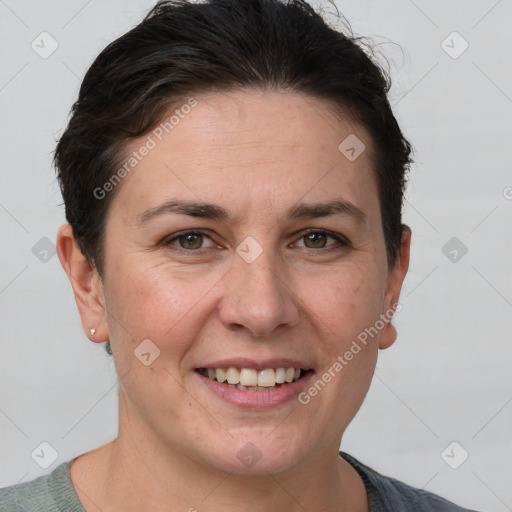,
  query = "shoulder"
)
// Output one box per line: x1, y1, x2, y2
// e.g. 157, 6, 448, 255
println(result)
0, 460, 84, 512
340, 451, 482, 512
